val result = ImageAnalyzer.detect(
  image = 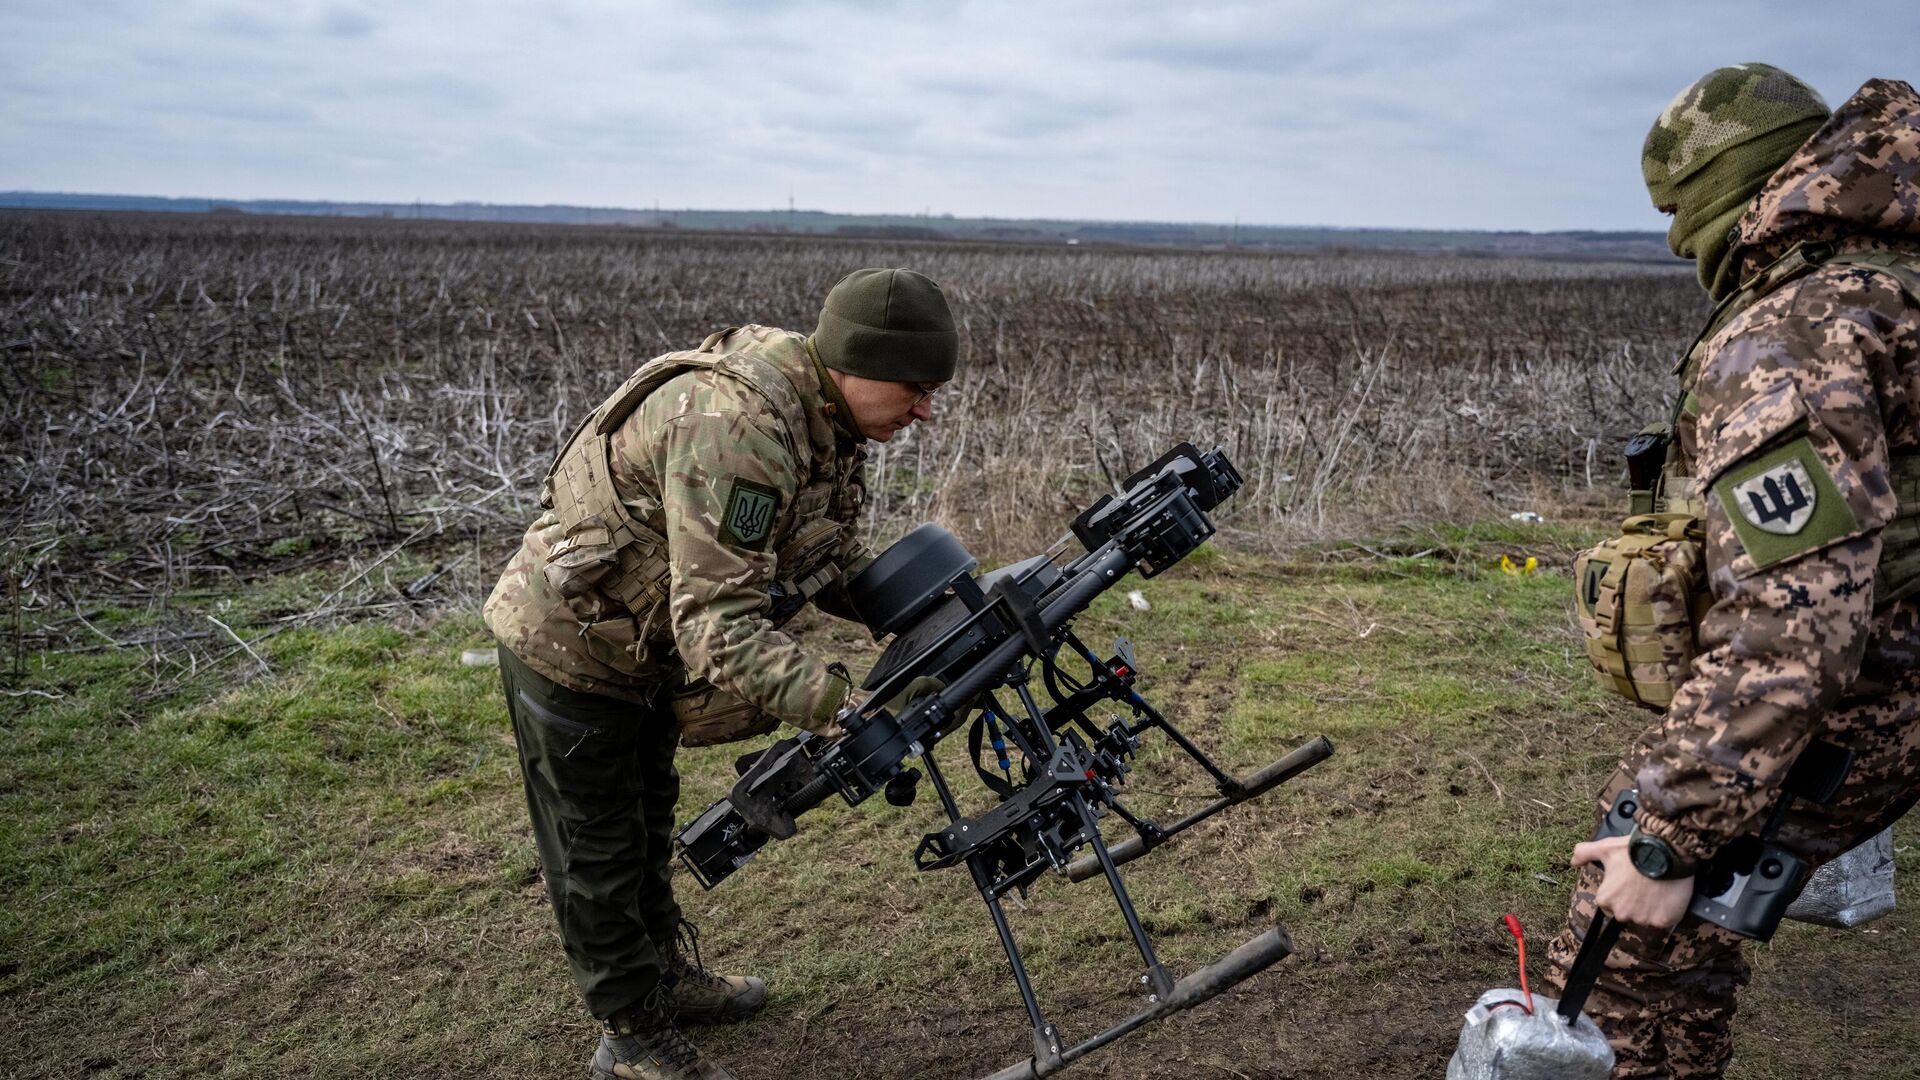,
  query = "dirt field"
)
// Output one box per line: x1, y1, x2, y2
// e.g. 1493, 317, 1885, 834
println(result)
5, 545, 1914, 1079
